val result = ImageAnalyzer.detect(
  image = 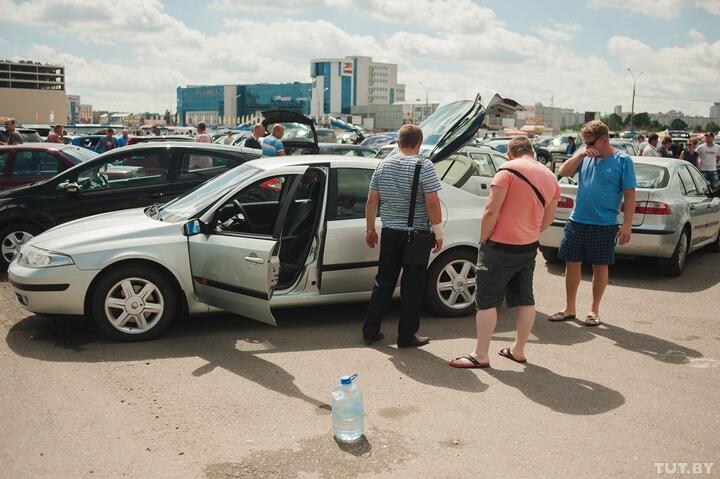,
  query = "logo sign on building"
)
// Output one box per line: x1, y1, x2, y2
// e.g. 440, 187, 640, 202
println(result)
342, 62, 353, 76
49, 110, 55, 122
